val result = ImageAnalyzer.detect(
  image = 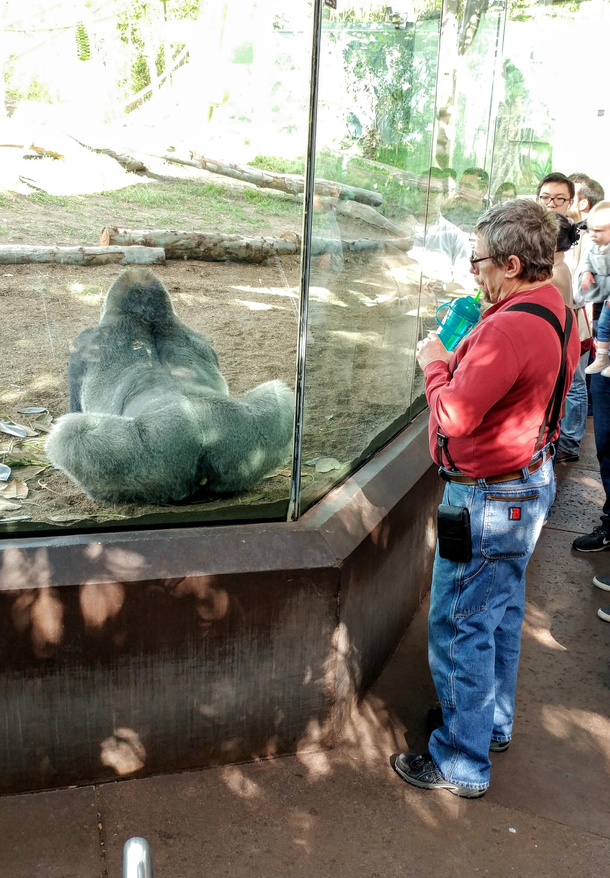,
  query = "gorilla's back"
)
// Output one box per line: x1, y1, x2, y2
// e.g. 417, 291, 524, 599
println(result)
47, 269, 294, 504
